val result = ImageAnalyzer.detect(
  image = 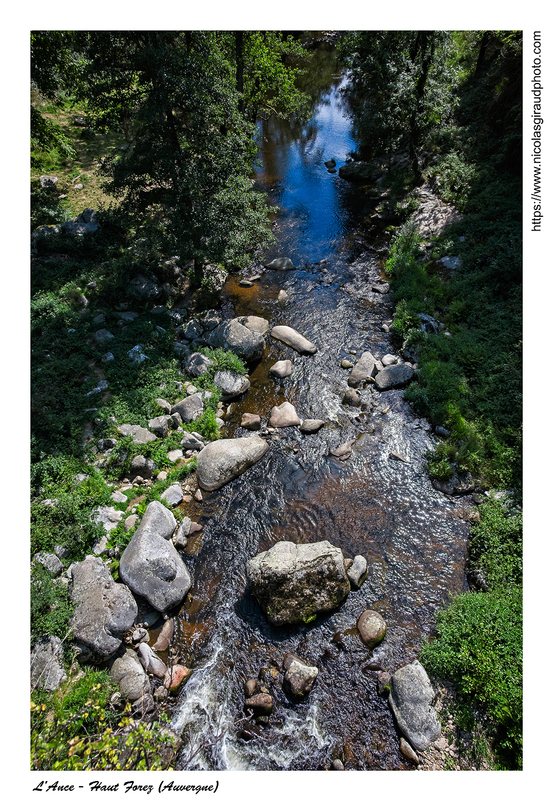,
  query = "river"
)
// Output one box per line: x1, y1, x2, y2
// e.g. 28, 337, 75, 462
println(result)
169, 39, 470, 771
